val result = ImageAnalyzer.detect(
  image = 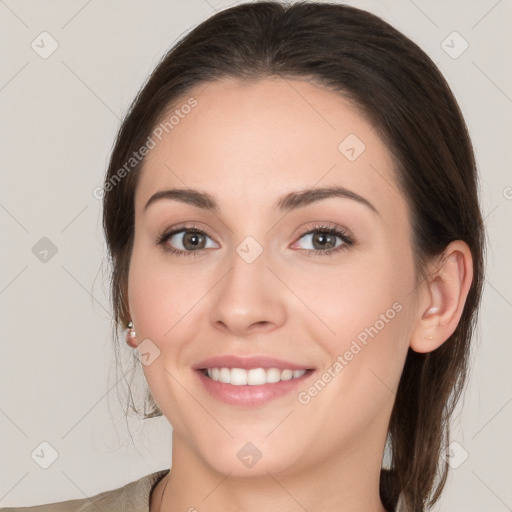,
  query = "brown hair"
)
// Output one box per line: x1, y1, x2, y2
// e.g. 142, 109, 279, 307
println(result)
102, 2, 485, 511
